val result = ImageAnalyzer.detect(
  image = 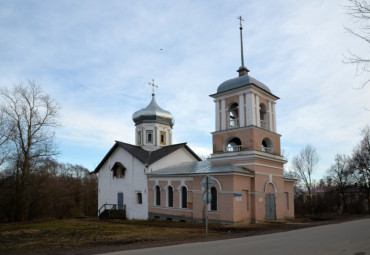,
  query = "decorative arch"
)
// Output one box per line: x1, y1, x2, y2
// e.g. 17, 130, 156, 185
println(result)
224, 136, 242, 152
262, 137, 274, 153
228, 102, 239, 127
264, 181, 278, 194
177, 183, 189, 191
208, 176, 223, 191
